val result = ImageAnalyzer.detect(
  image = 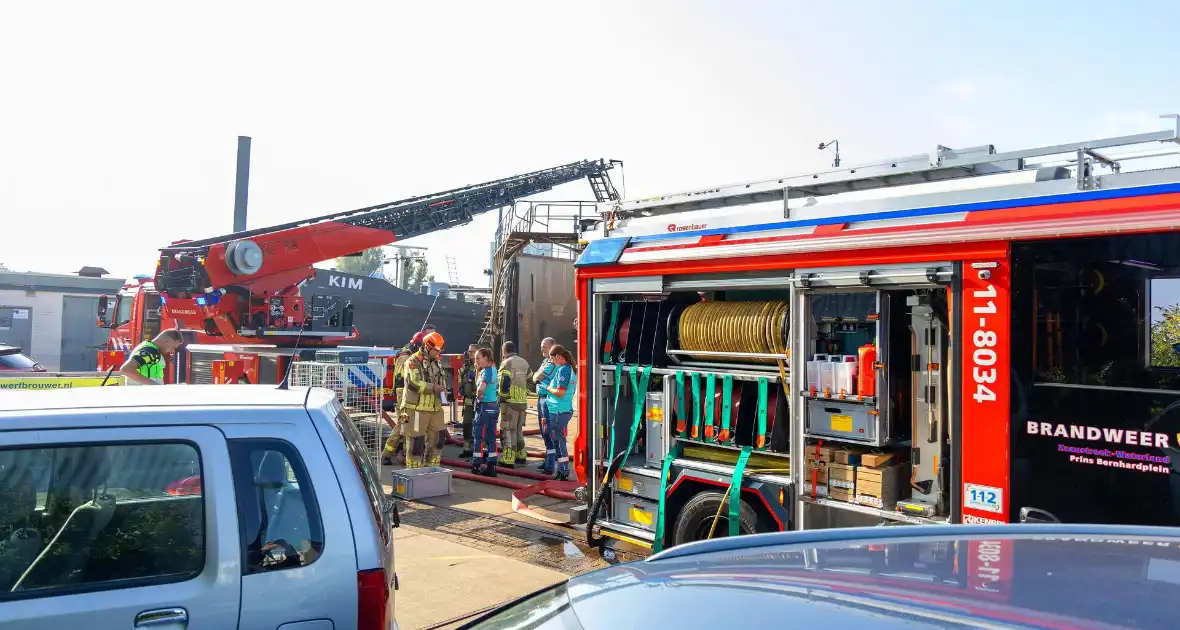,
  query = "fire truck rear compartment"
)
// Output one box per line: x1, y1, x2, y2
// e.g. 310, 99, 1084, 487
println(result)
586, 267, 959, 551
